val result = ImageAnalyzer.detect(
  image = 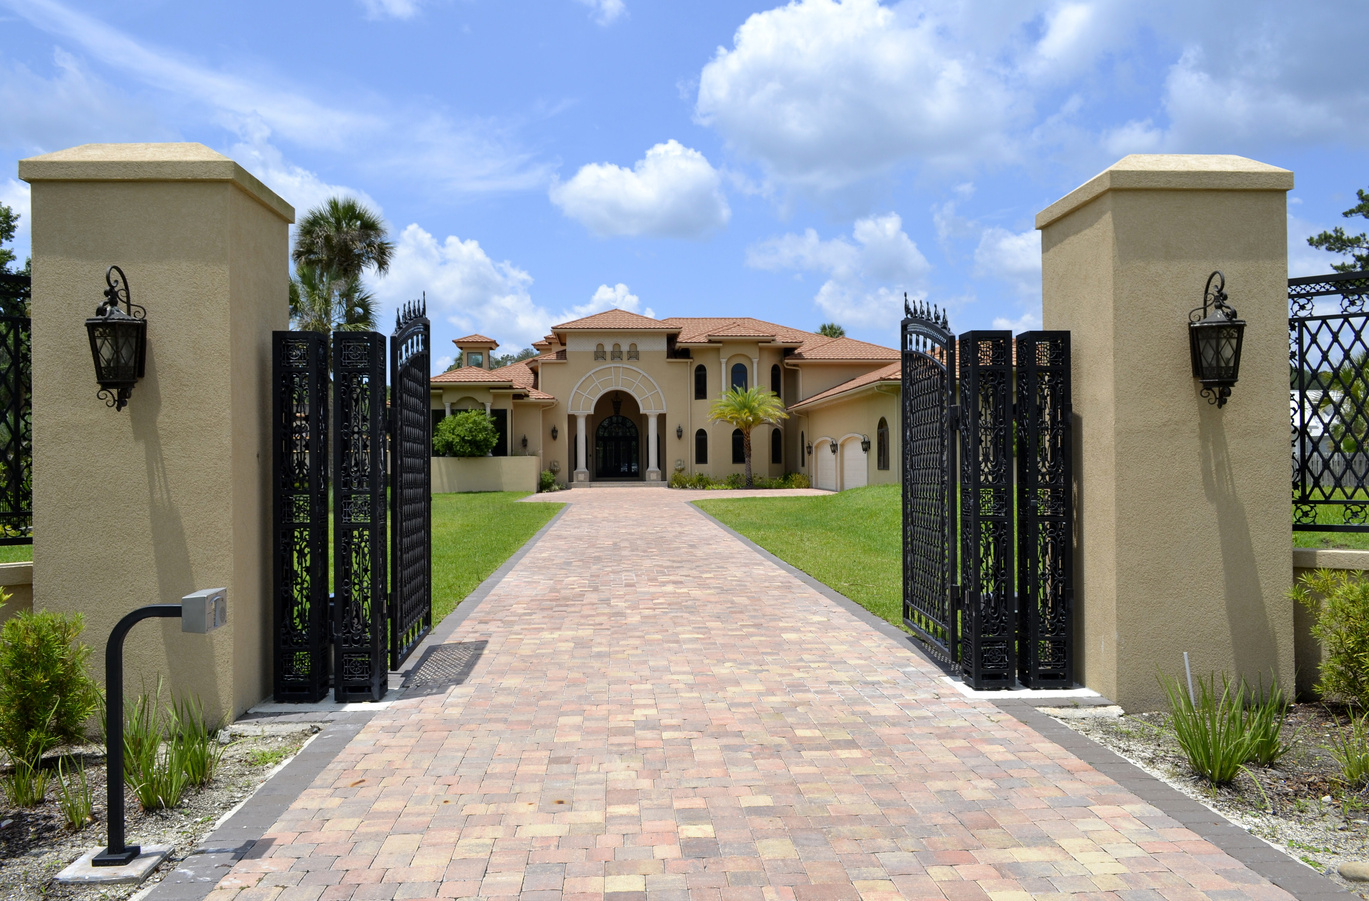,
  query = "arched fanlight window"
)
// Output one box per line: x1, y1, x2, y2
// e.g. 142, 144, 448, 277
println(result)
730, 362, 748, 391
694, 364, 707, 399
771, 427, 782, 464
732, 428, 744, 463
770, 364, 781, 398
611, 343, 623, 360
877, 418, 889, 470
695, 428, 708, 464
627, 343, 639, 360
594, 343, 606, 361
